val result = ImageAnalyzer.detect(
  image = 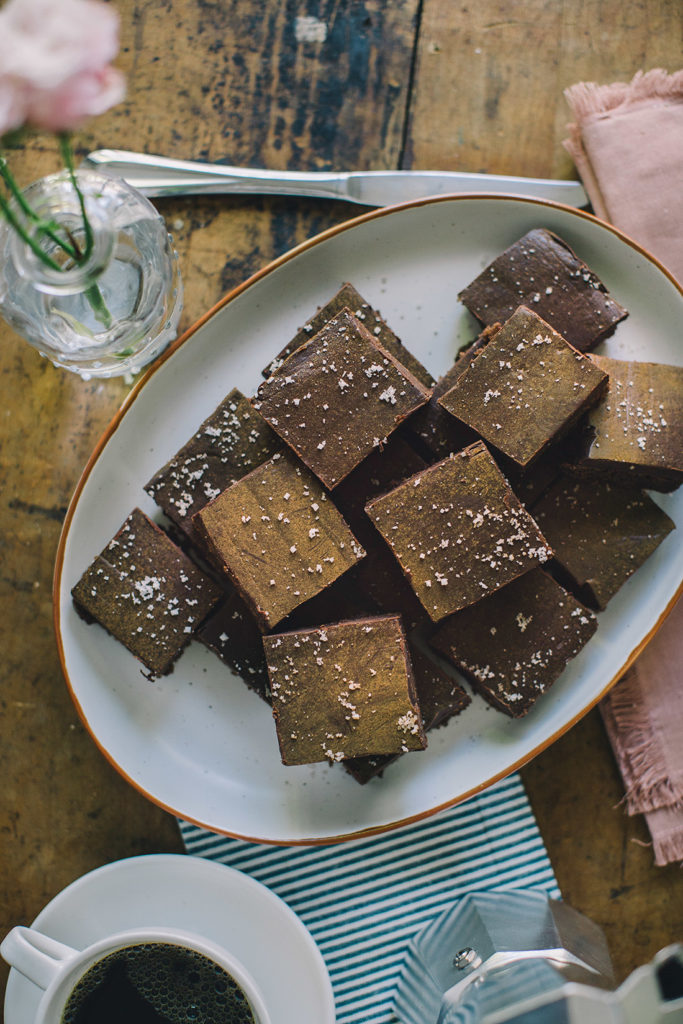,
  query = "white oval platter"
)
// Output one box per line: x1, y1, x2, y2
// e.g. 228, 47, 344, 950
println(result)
54, 195, 683, 843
